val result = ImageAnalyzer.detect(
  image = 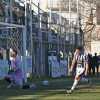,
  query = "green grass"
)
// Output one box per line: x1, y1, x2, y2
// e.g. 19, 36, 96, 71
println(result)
0, 77, 100, 100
